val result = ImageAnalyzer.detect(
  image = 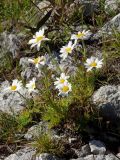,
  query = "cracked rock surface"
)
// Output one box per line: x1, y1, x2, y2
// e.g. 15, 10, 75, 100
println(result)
92, 85, 120, 121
